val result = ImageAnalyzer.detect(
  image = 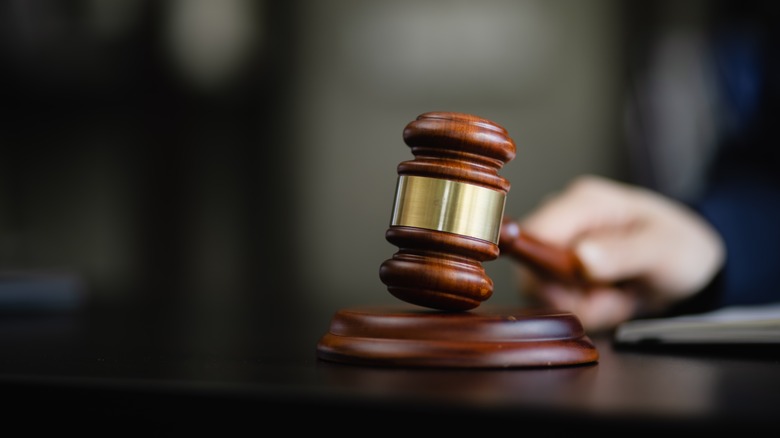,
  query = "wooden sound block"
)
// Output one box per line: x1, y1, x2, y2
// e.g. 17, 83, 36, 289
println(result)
316, 305, 599, 368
